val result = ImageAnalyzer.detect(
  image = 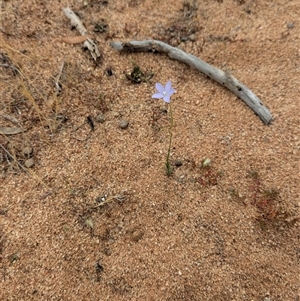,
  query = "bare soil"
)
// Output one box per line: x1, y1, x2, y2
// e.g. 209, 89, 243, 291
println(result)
0, 0, 299, 300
